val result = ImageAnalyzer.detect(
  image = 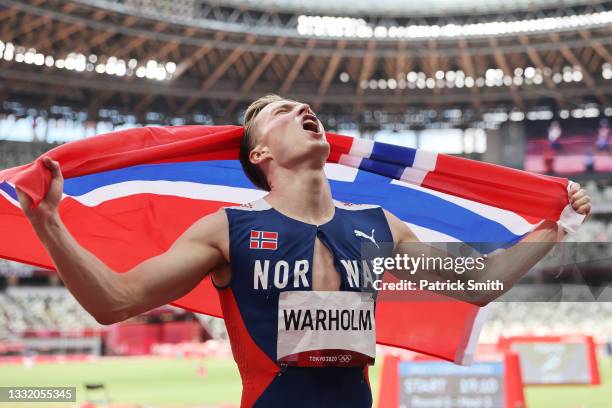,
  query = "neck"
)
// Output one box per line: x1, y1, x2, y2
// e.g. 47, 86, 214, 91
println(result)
264, 166, 335, 225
